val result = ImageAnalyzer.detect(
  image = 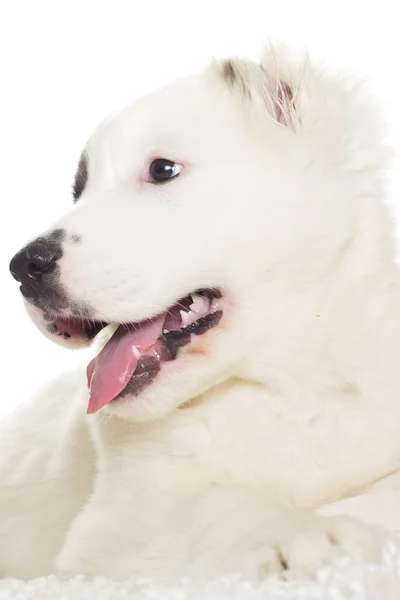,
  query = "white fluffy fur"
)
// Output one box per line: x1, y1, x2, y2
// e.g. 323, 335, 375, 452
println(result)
2, 544, 400, 600
1, 43, 400, 583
